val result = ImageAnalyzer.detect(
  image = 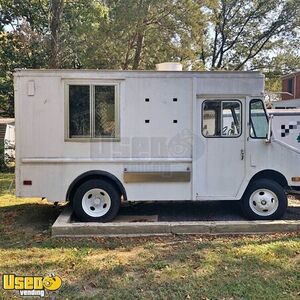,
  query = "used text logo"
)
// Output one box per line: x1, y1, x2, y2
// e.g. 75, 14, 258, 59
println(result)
2, 274, 62, 297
